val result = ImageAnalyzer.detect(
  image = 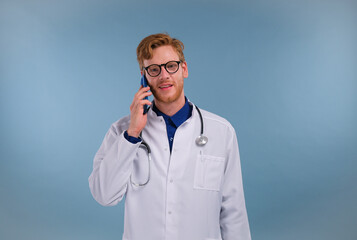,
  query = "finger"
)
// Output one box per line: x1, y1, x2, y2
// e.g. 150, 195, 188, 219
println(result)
139, 86, 151, 93
136, 89, 152, 101
134, 87, 150, 100
134, 99, 151, 110
132, 87, 150, 102
138, 91, 152, 99
131, 86, 151, 111
141, 99, 152, 106
131, 98, 152, 112
137, 85, 150, 92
